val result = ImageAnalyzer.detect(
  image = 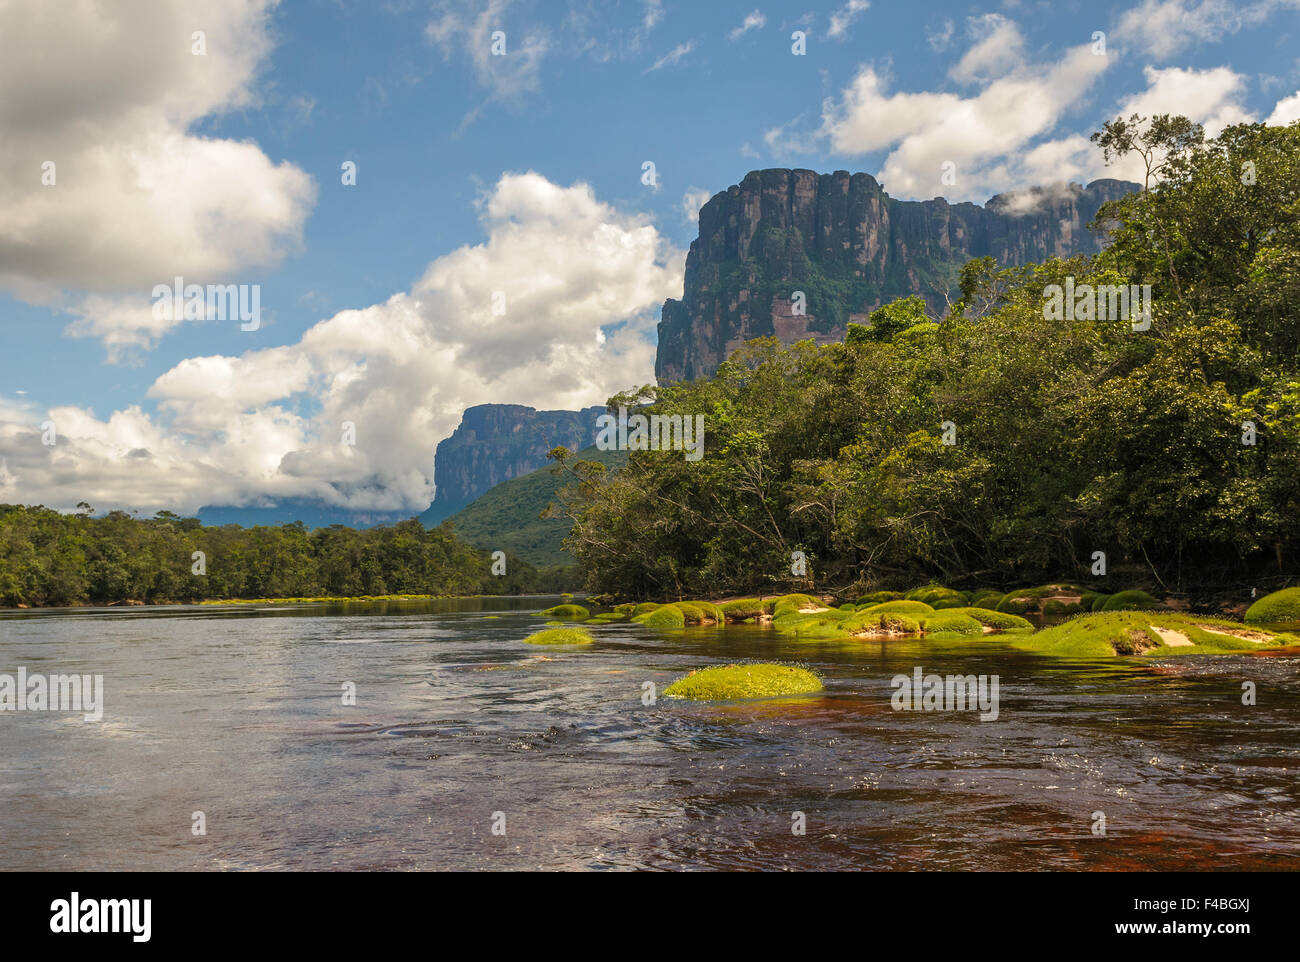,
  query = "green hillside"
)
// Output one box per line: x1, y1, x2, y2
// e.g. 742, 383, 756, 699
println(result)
442, 446, 627, 566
